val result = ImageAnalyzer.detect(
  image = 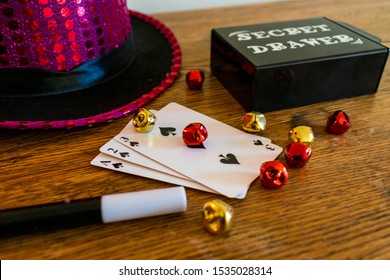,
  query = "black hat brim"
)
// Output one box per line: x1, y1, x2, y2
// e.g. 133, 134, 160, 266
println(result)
0, 11, 181, 129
